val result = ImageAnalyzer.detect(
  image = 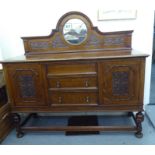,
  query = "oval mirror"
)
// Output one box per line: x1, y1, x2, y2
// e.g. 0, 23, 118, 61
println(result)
63, 19, 87, 45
